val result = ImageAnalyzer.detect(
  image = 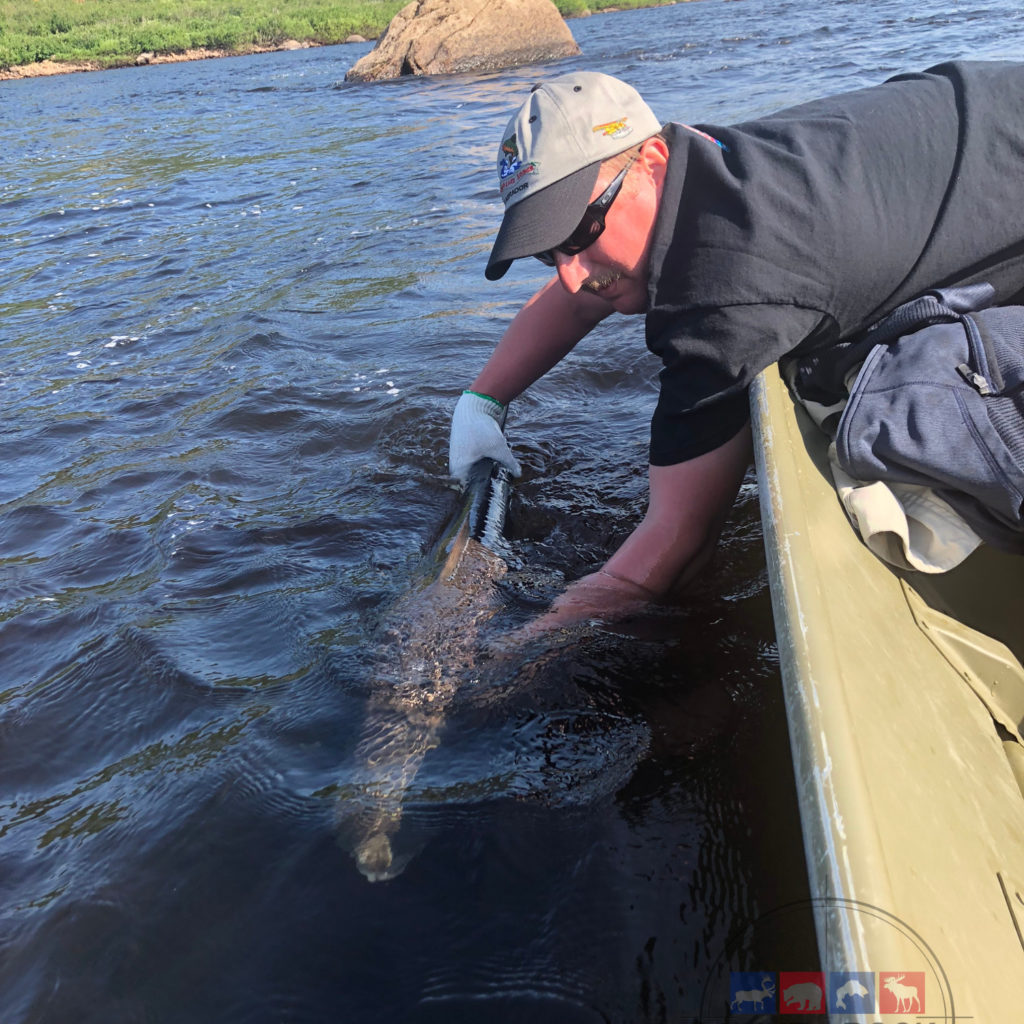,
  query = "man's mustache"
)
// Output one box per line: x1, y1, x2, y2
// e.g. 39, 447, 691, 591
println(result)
582, 271, 621, 294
